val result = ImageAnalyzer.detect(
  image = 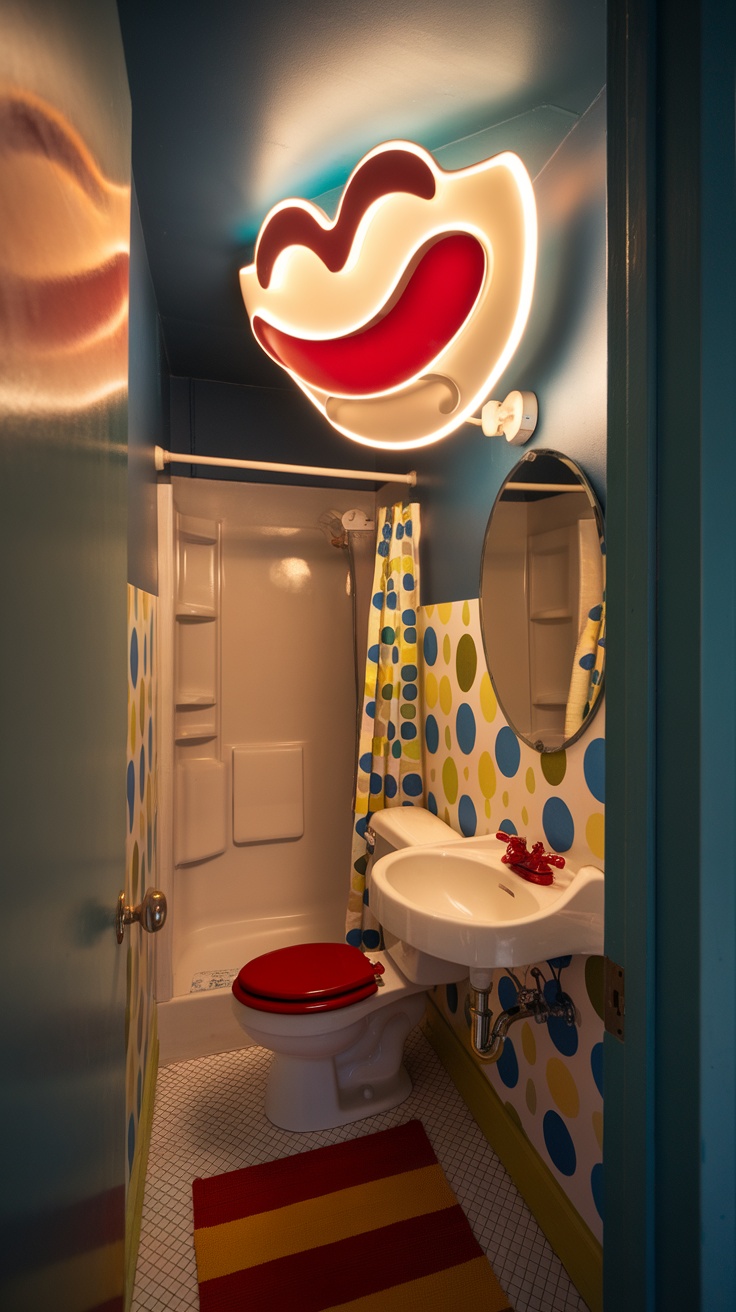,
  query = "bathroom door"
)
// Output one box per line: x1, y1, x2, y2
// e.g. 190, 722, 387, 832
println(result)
0, 2, 131, 1308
